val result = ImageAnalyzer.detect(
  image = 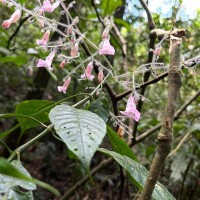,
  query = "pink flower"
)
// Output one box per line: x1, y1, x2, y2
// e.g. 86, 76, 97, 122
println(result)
98, 69, 104, 83
58, 77, 71, 94
36, 51, 56, 70
40, 0, 60, 13
36, 30, 50, 46
99, 38, 115, 55
2, 9, 21, 29
70, 43, 79, 57
153, 46, 161, 56
81, 62, 95, 81
59, 60, 67, 68
120, 95, 140, 122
